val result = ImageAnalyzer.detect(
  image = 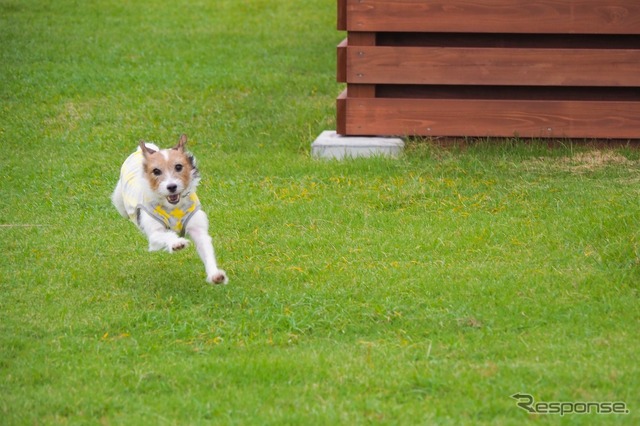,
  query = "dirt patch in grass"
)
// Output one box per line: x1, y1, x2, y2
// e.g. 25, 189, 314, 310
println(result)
561, 151, 634, 172
525, 150, 636, 173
